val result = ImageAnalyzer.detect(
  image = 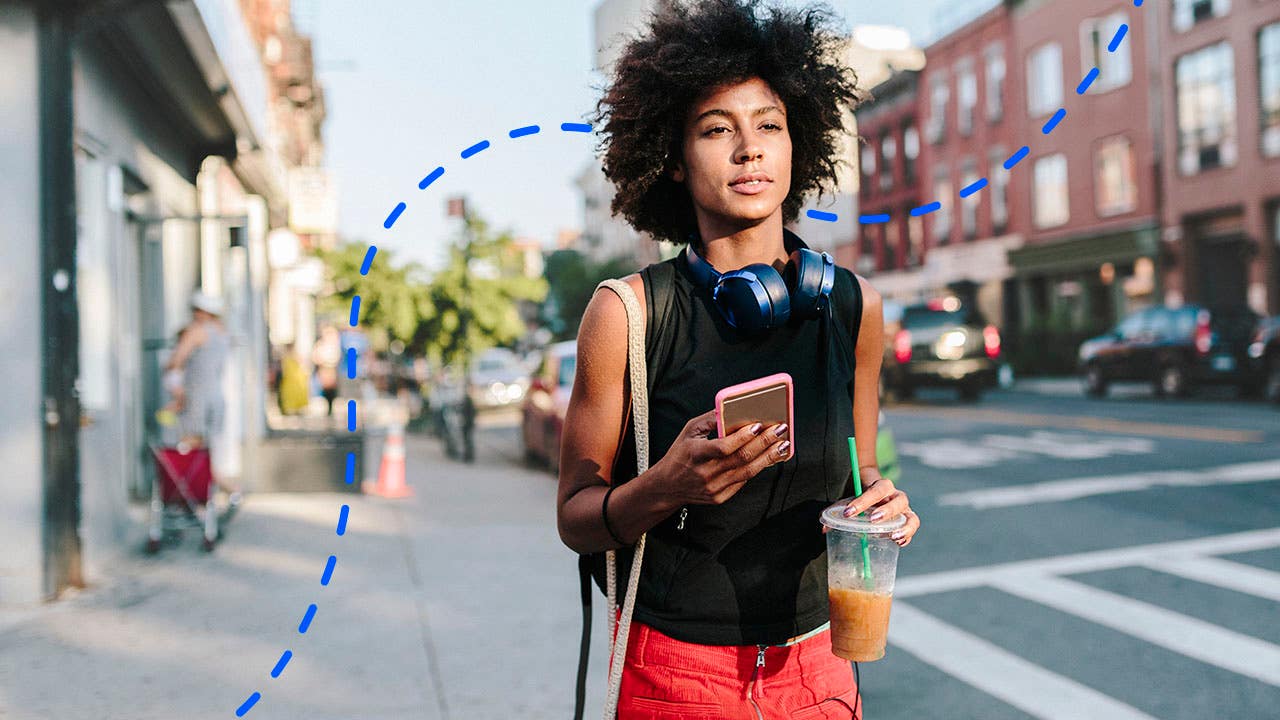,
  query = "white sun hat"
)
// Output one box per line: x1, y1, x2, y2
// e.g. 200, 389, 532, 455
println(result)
190, 290, 225, 317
